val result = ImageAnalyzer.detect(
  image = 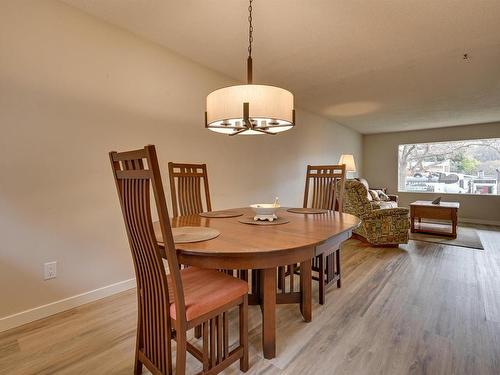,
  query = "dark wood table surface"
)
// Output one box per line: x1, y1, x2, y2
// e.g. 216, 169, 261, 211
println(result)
155, 207, 360, 359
